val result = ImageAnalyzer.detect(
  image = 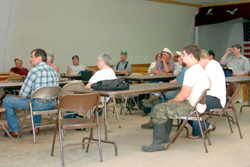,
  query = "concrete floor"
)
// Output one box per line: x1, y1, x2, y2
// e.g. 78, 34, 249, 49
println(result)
0, 101, 250, 167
